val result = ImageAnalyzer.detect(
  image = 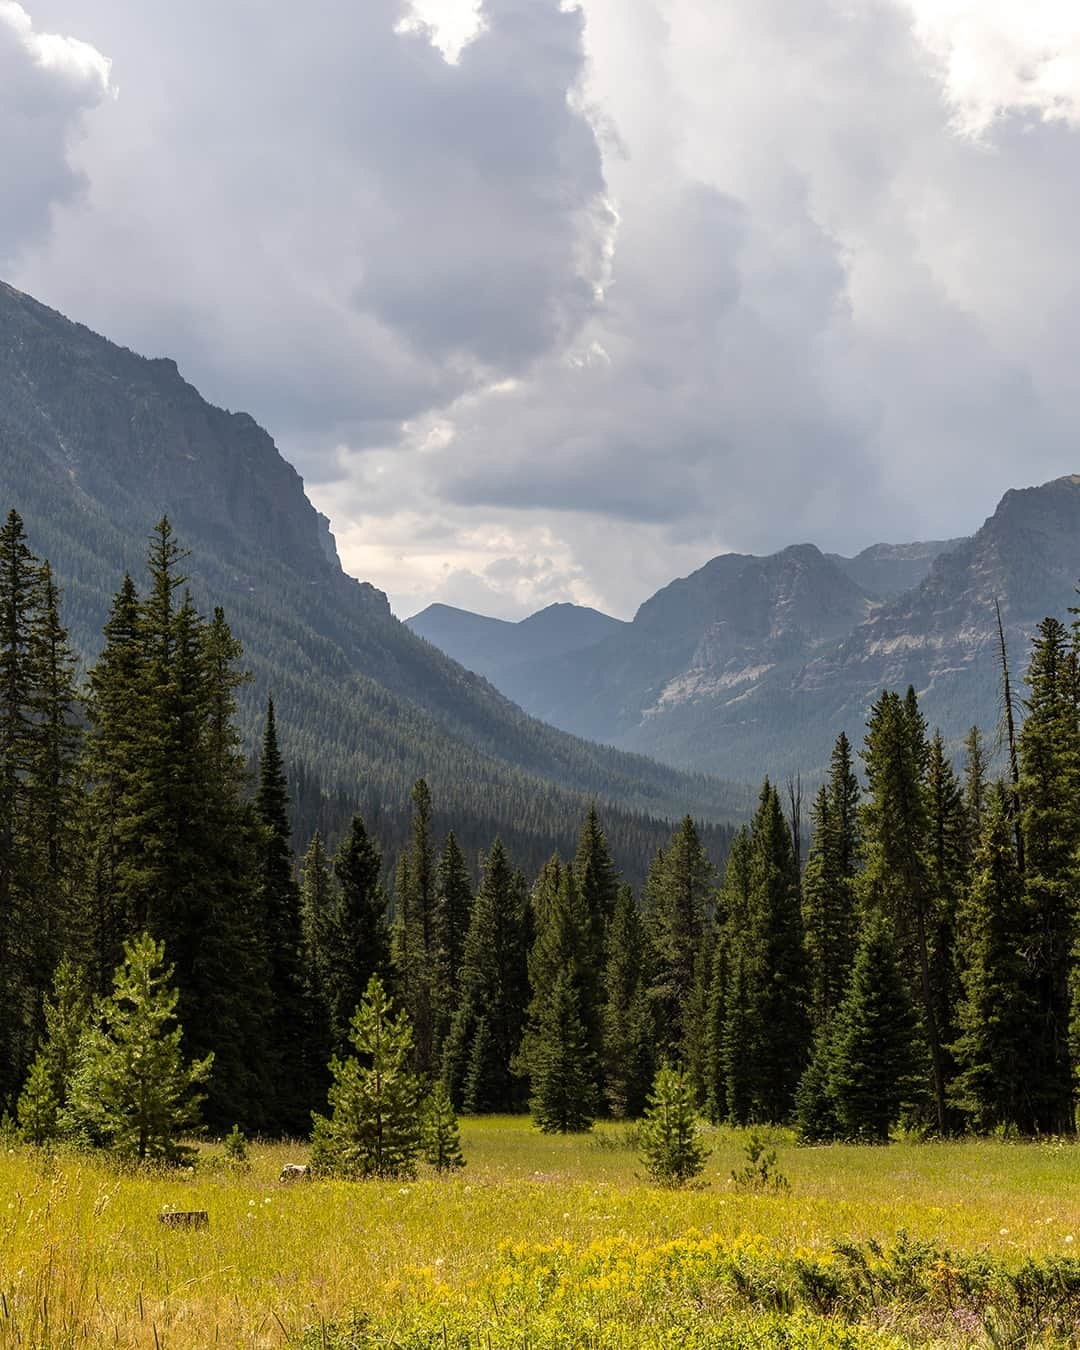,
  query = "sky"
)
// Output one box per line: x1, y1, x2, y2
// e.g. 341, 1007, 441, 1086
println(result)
4, 1, 1080, 620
